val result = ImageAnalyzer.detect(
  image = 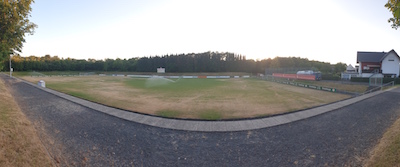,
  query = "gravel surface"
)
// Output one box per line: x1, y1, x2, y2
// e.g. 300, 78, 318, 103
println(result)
2, 75, 400, 166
